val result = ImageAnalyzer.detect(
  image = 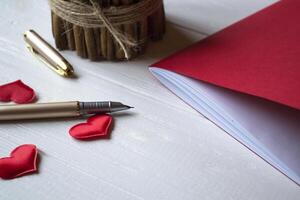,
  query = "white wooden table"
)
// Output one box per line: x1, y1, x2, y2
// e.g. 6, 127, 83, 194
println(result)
0, 0, 299, 199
